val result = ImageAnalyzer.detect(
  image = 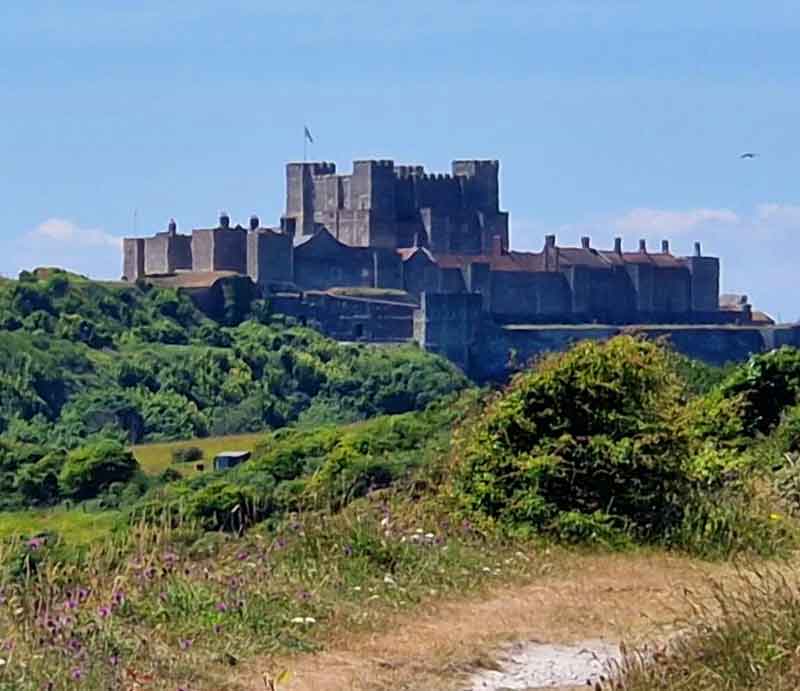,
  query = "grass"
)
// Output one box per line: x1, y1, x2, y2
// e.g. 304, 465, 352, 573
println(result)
0, 506, 120, 545
0, 495, 550, 691
606, 567, 800, 691
132, 431, 266, 477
